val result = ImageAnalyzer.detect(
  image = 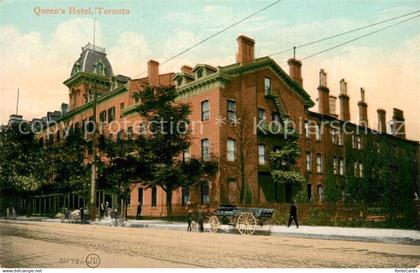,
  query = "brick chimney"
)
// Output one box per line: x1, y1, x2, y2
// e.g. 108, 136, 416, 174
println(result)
317, 69, 330, 115
377, 109, 386, 133
338, 79, 350, 121
236, 35, 255, 65
391, 108, 406, 138
329, 96, 338, 118
287, 58, 303, 86
358, 88, 368, 127
181, 65, 193, 74
148, 60, 159, 86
